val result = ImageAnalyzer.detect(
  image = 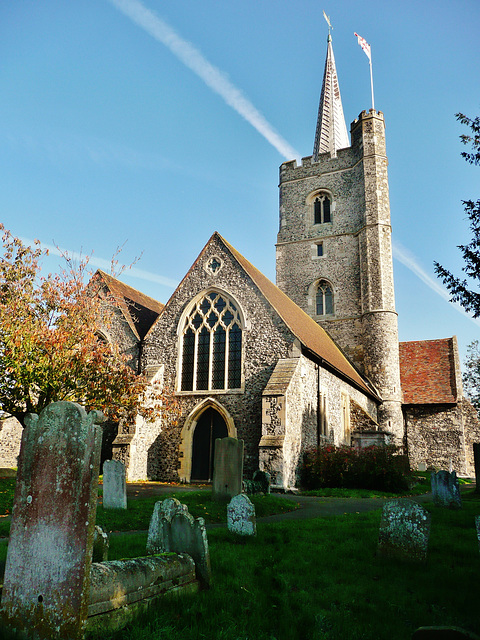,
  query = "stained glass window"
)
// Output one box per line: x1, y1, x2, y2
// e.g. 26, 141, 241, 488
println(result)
180, 291, 243, 391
